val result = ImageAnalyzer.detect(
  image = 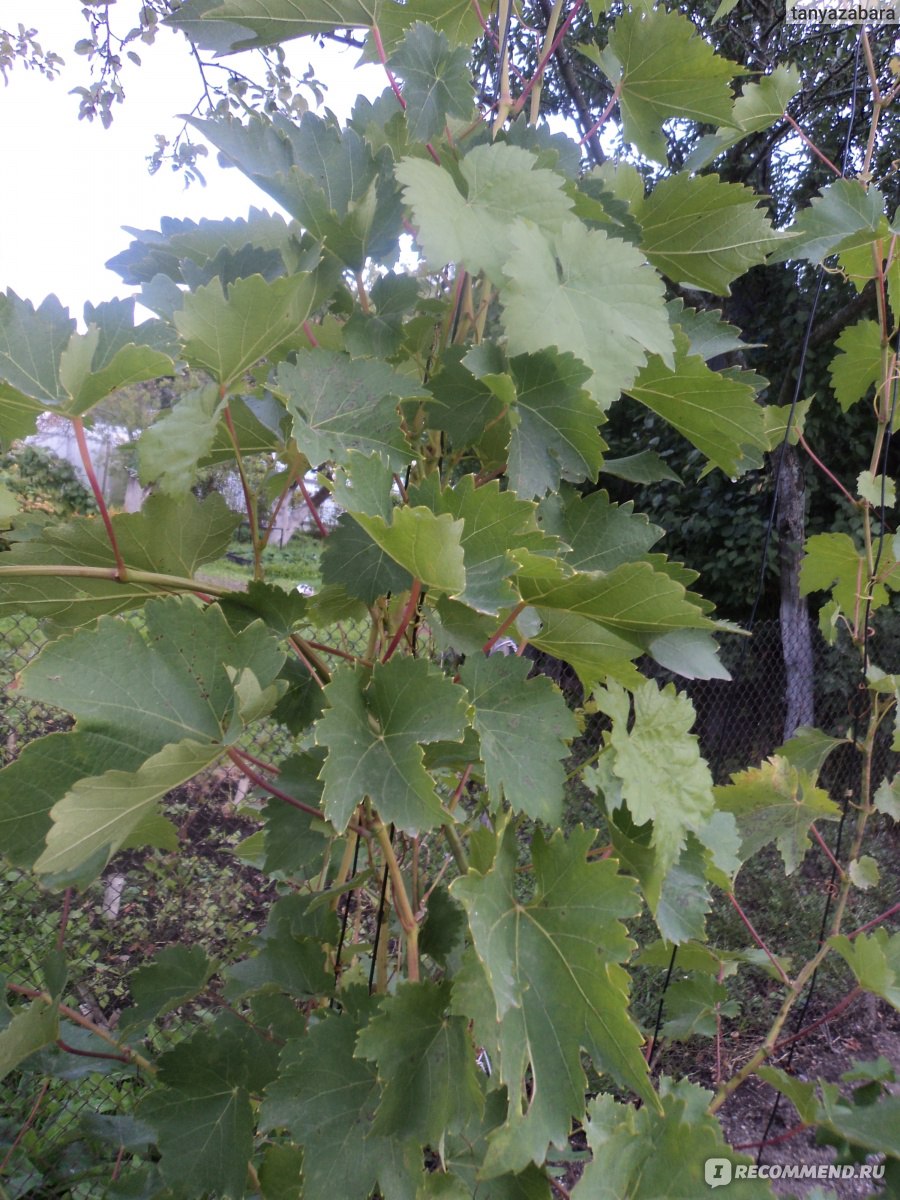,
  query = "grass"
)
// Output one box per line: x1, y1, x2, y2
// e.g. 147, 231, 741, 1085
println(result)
198, 533, 324, 592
